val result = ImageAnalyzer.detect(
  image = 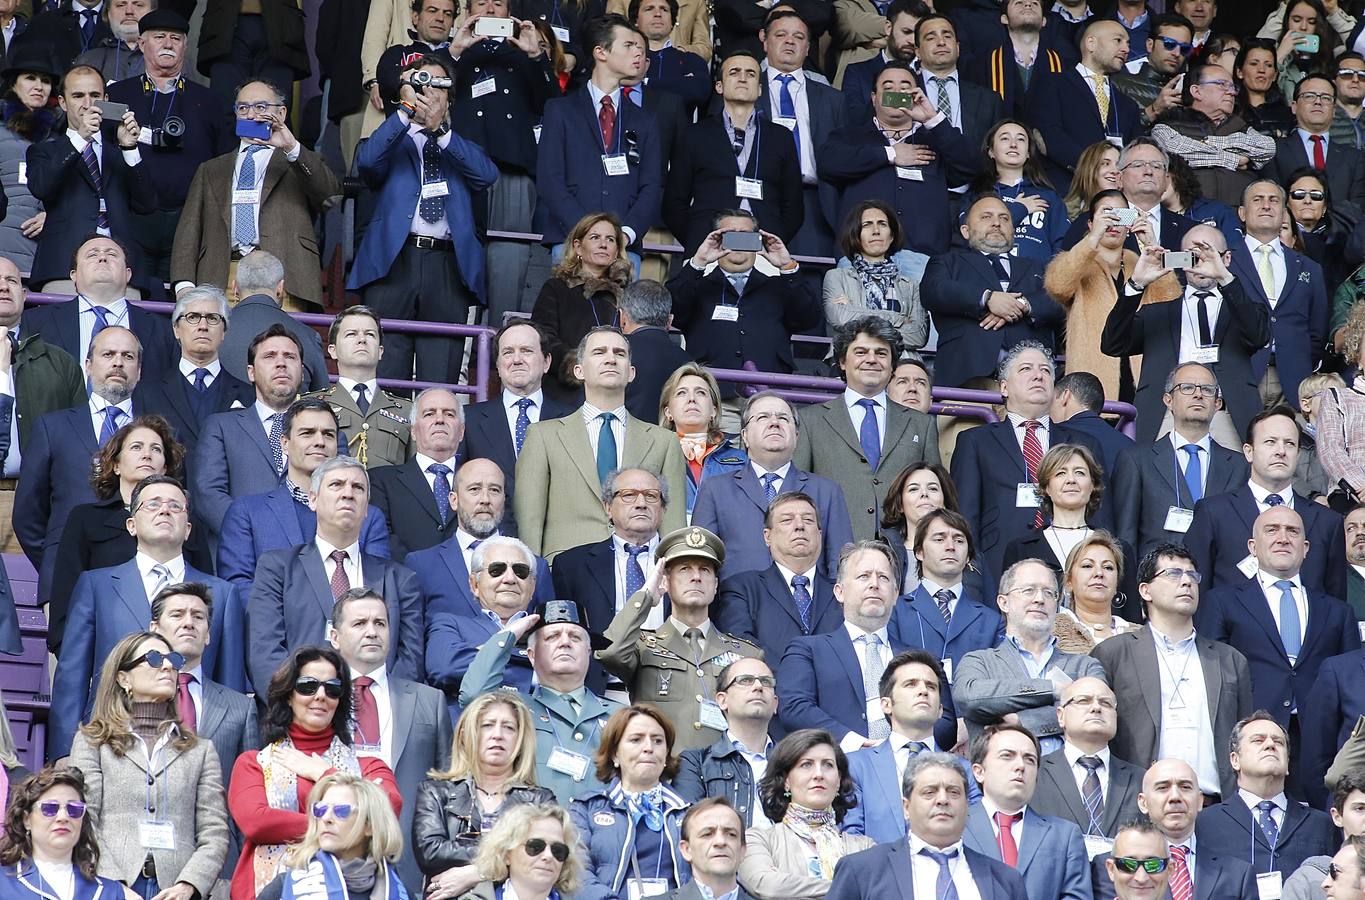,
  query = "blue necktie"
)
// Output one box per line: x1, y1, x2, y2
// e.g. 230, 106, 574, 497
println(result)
514, 397, 533, 456
98, 405, 122, 445
1256, 800, 1280, 848
791, 574, 812, 631
354, 383, 370, 414
90, 304, 110, 340
192, 367, 209, 393
775, 73, 801, 160
233, 145, 263, 247
761, 471, 779, 503
1275, 580, 1302, 659
79, 8, 96, 47
429, 463, 451, 526
625, 543, 648, 598
857, 398, 881, 470
1181, 444, 1203, 504
1266, 493, 1285, 507
596, 412, 617, 485
268, 412, 284, 474
919, 848, 960, 900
